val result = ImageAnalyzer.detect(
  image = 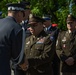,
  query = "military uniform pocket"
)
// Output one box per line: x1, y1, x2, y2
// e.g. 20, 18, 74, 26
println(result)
35, 43, 44, 51
34, 43, 44, 56
24, 45, 30, 55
